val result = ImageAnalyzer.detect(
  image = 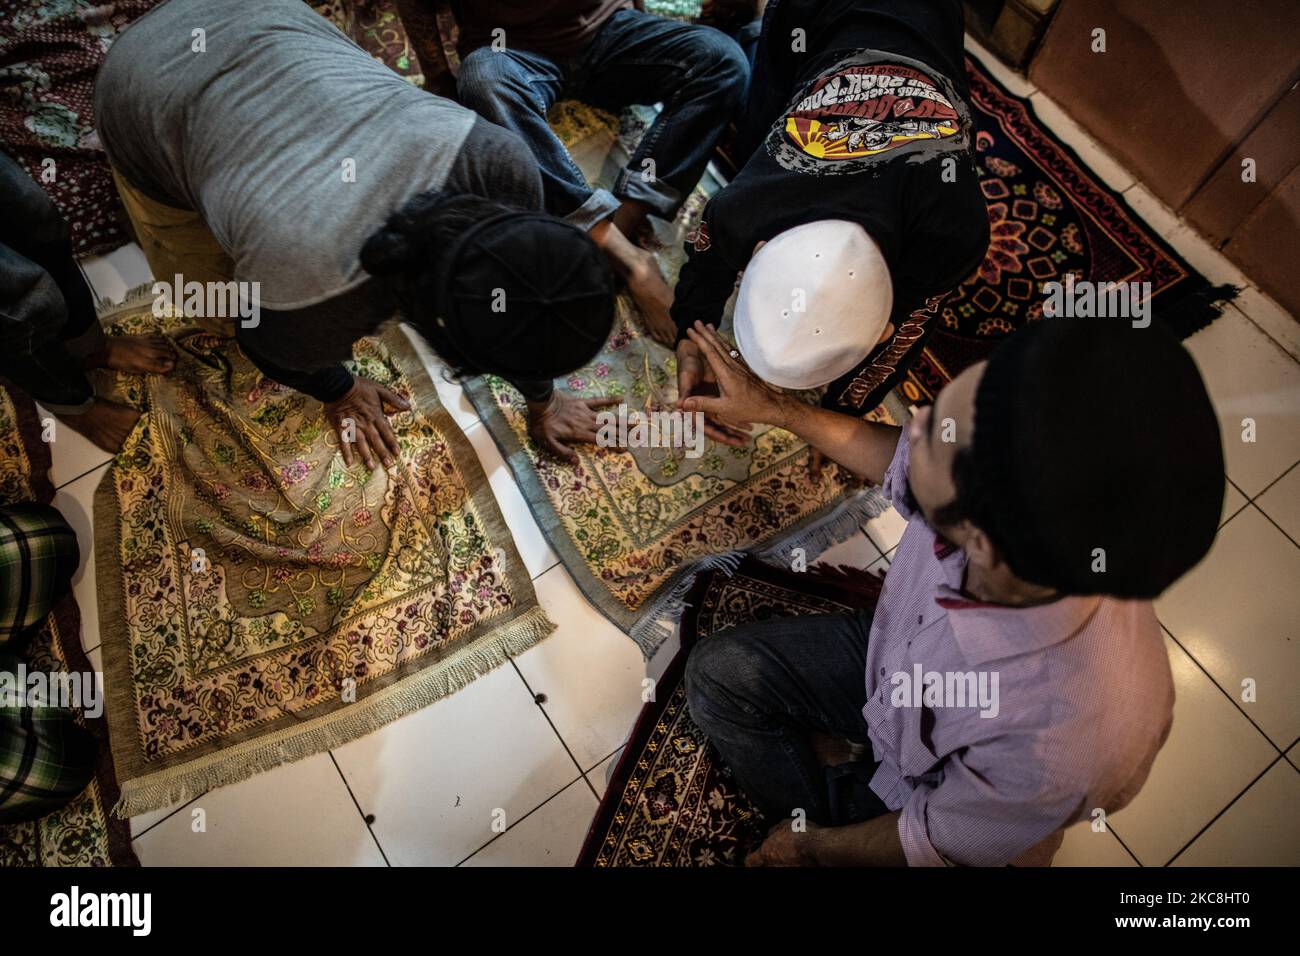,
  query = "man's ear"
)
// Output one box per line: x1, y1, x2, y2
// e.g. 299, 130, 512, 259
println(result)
962, 523, 1001, 571
876, 321, 895, 345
